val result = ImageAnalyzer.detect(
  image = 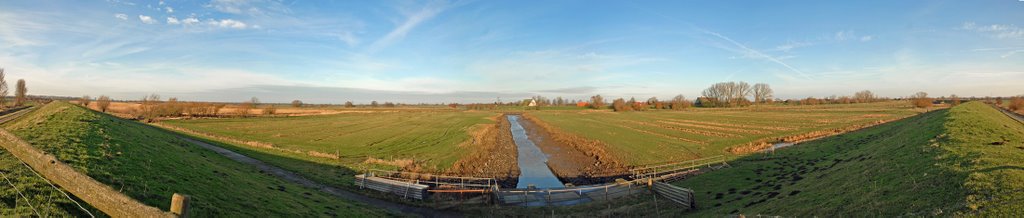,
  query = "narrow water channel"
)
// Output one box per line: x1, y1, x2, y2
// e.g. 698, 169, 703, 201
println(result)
508, 115, 565, 189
